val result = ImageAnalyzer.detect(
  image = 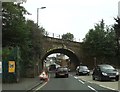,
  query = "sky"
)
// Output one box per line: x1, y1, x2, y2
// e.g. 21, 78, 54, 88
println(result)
22, 0, 120, 42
